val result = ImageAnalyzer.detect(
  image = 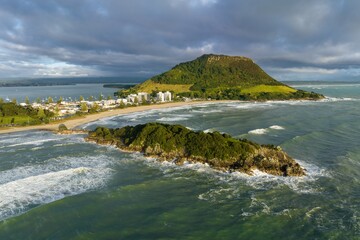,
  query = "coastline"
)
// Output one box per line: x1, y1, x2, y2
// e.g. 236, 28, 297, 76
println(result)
0, 100, 235, 135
